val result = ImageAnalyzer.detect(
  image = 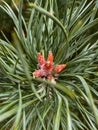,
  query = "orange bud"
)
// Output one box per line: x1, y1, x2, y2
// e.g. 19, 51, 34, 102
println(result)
47, 51, 53, 63
54, 64, 66, 73
33, 70, 41, 77
37, 53, 45, 66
